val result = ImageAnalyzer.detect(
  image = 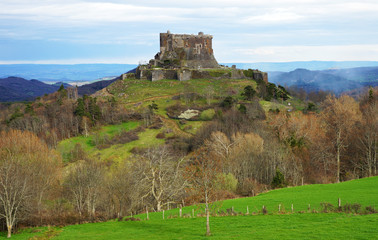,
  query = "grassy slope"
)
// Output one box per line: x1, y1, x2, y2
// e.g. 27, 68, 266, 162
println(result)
57, 121, 167, 162
57, 78, 272, 163
13, 176, 378, 239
